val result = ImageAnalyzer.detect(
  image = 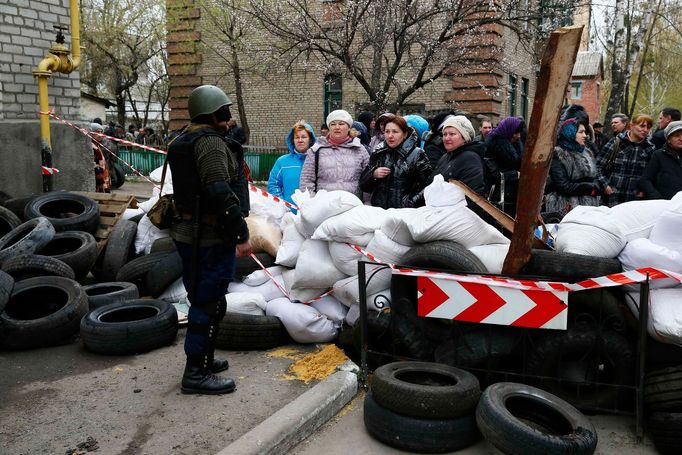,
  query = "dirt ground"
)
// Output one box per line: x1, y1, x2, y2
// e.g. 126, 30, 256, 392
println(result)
0, 331, 319, 455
